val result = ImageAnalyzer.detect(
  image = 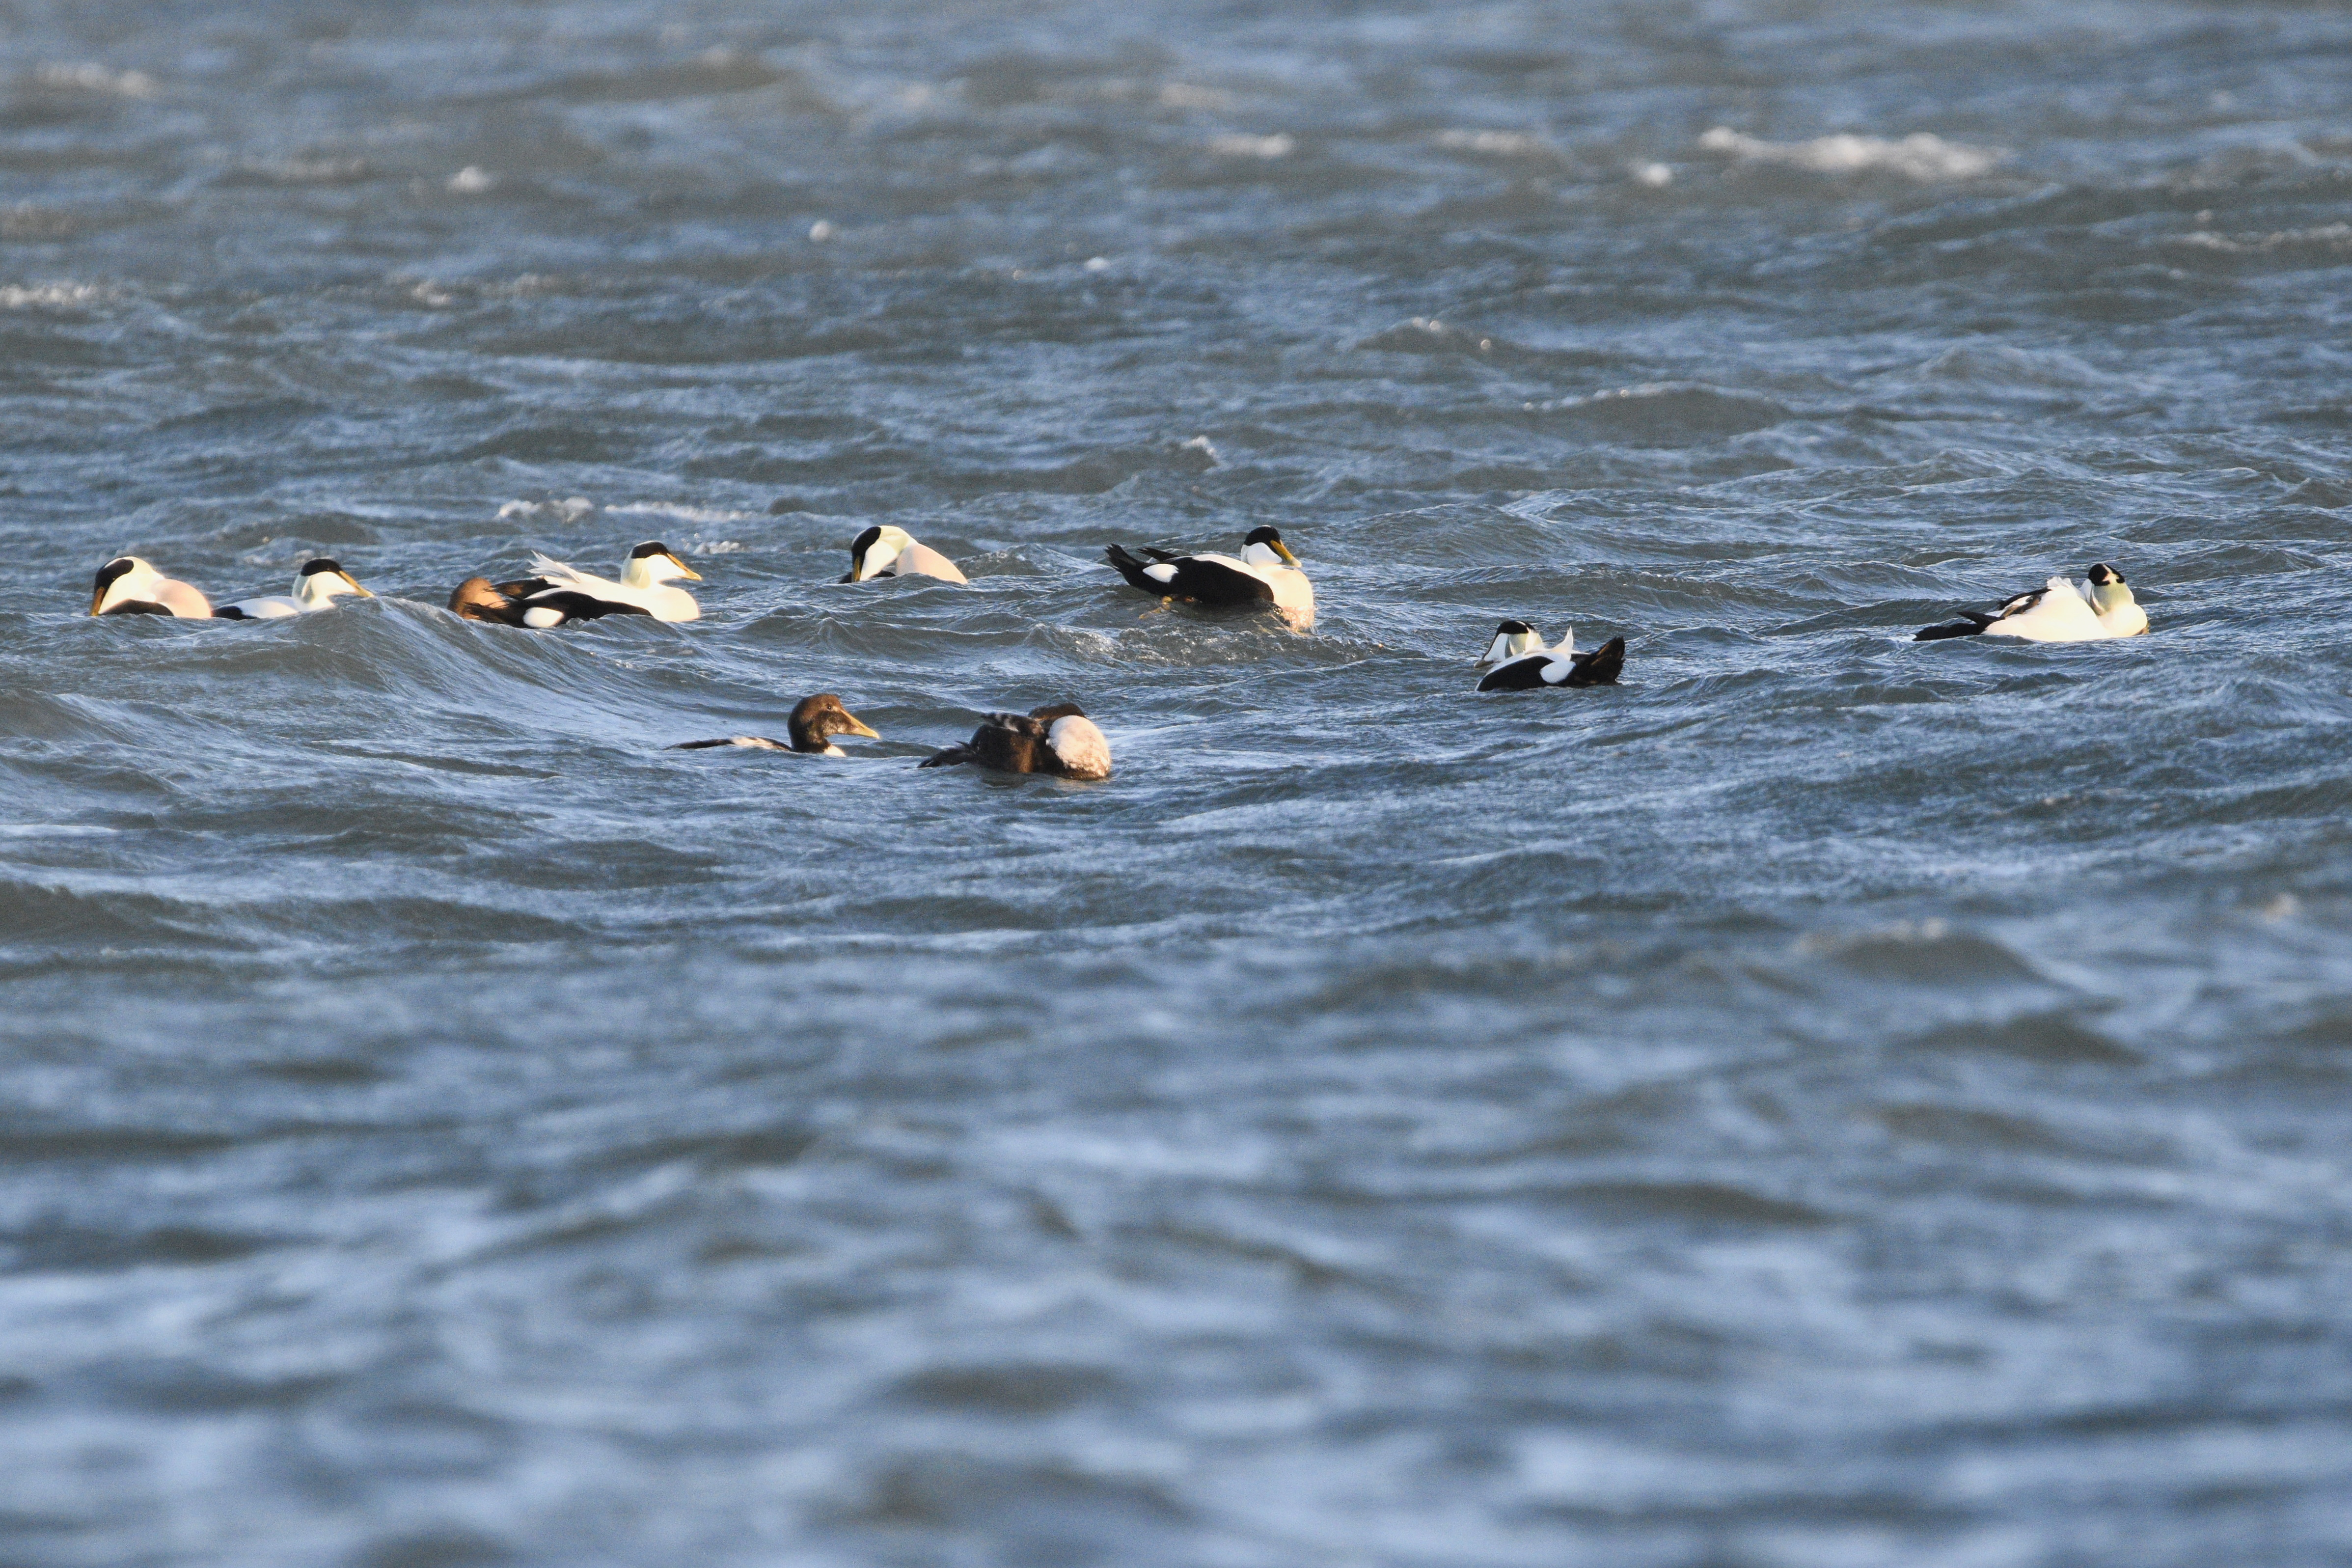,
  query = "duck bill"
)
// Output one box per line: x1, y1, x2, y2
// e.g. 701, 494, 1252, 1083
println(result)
667, 555, 702, 581
1270, 541, 1300, 566
89, 587, 106, 616
848, 556, 870, 583
341, 573, 374, 597
843, 715, 880, 739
